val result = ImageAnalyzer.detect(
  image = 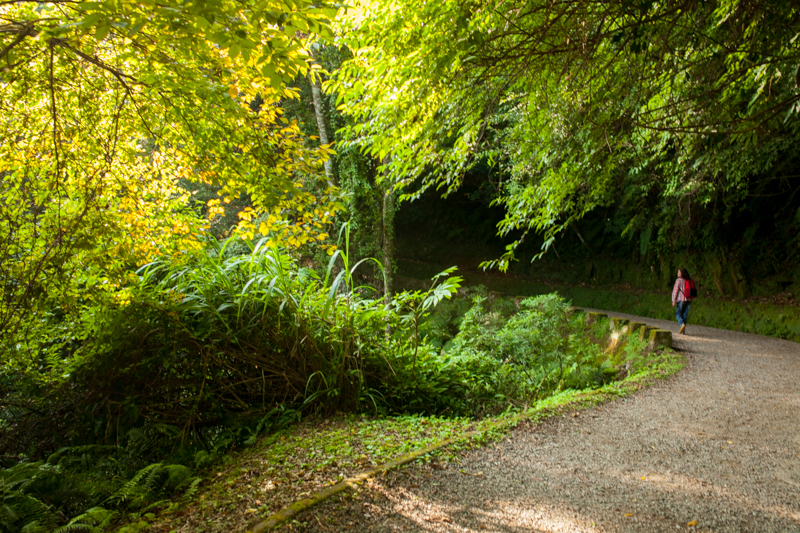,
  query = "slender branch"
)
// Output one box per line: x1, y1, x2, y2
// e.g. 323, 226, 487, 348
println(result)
48, 39, 61, 195
50, 37, 139, 93
0, 22, 33, 62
